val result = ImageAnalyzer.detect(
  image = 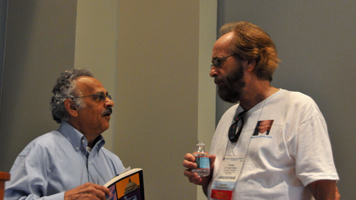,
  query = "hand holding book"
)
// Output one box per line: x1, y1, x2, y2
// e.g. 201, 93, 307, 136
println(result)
104, 168, 144, 200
